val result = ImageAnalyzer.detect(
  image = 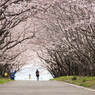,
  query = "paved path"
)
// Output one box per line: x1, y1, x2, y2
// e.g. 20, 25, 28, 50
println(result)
0, 81, 95, 95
